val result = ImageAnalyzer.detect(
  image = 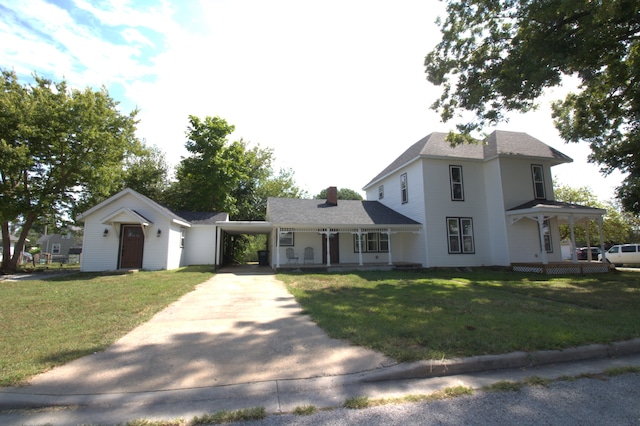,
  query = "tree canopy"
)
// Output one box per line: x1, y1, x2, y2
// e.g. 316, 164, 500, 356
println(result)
315, 188, 363, 200
166, 115, 306, 220
425, 0, 640, 211
0, 70, 141, 273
